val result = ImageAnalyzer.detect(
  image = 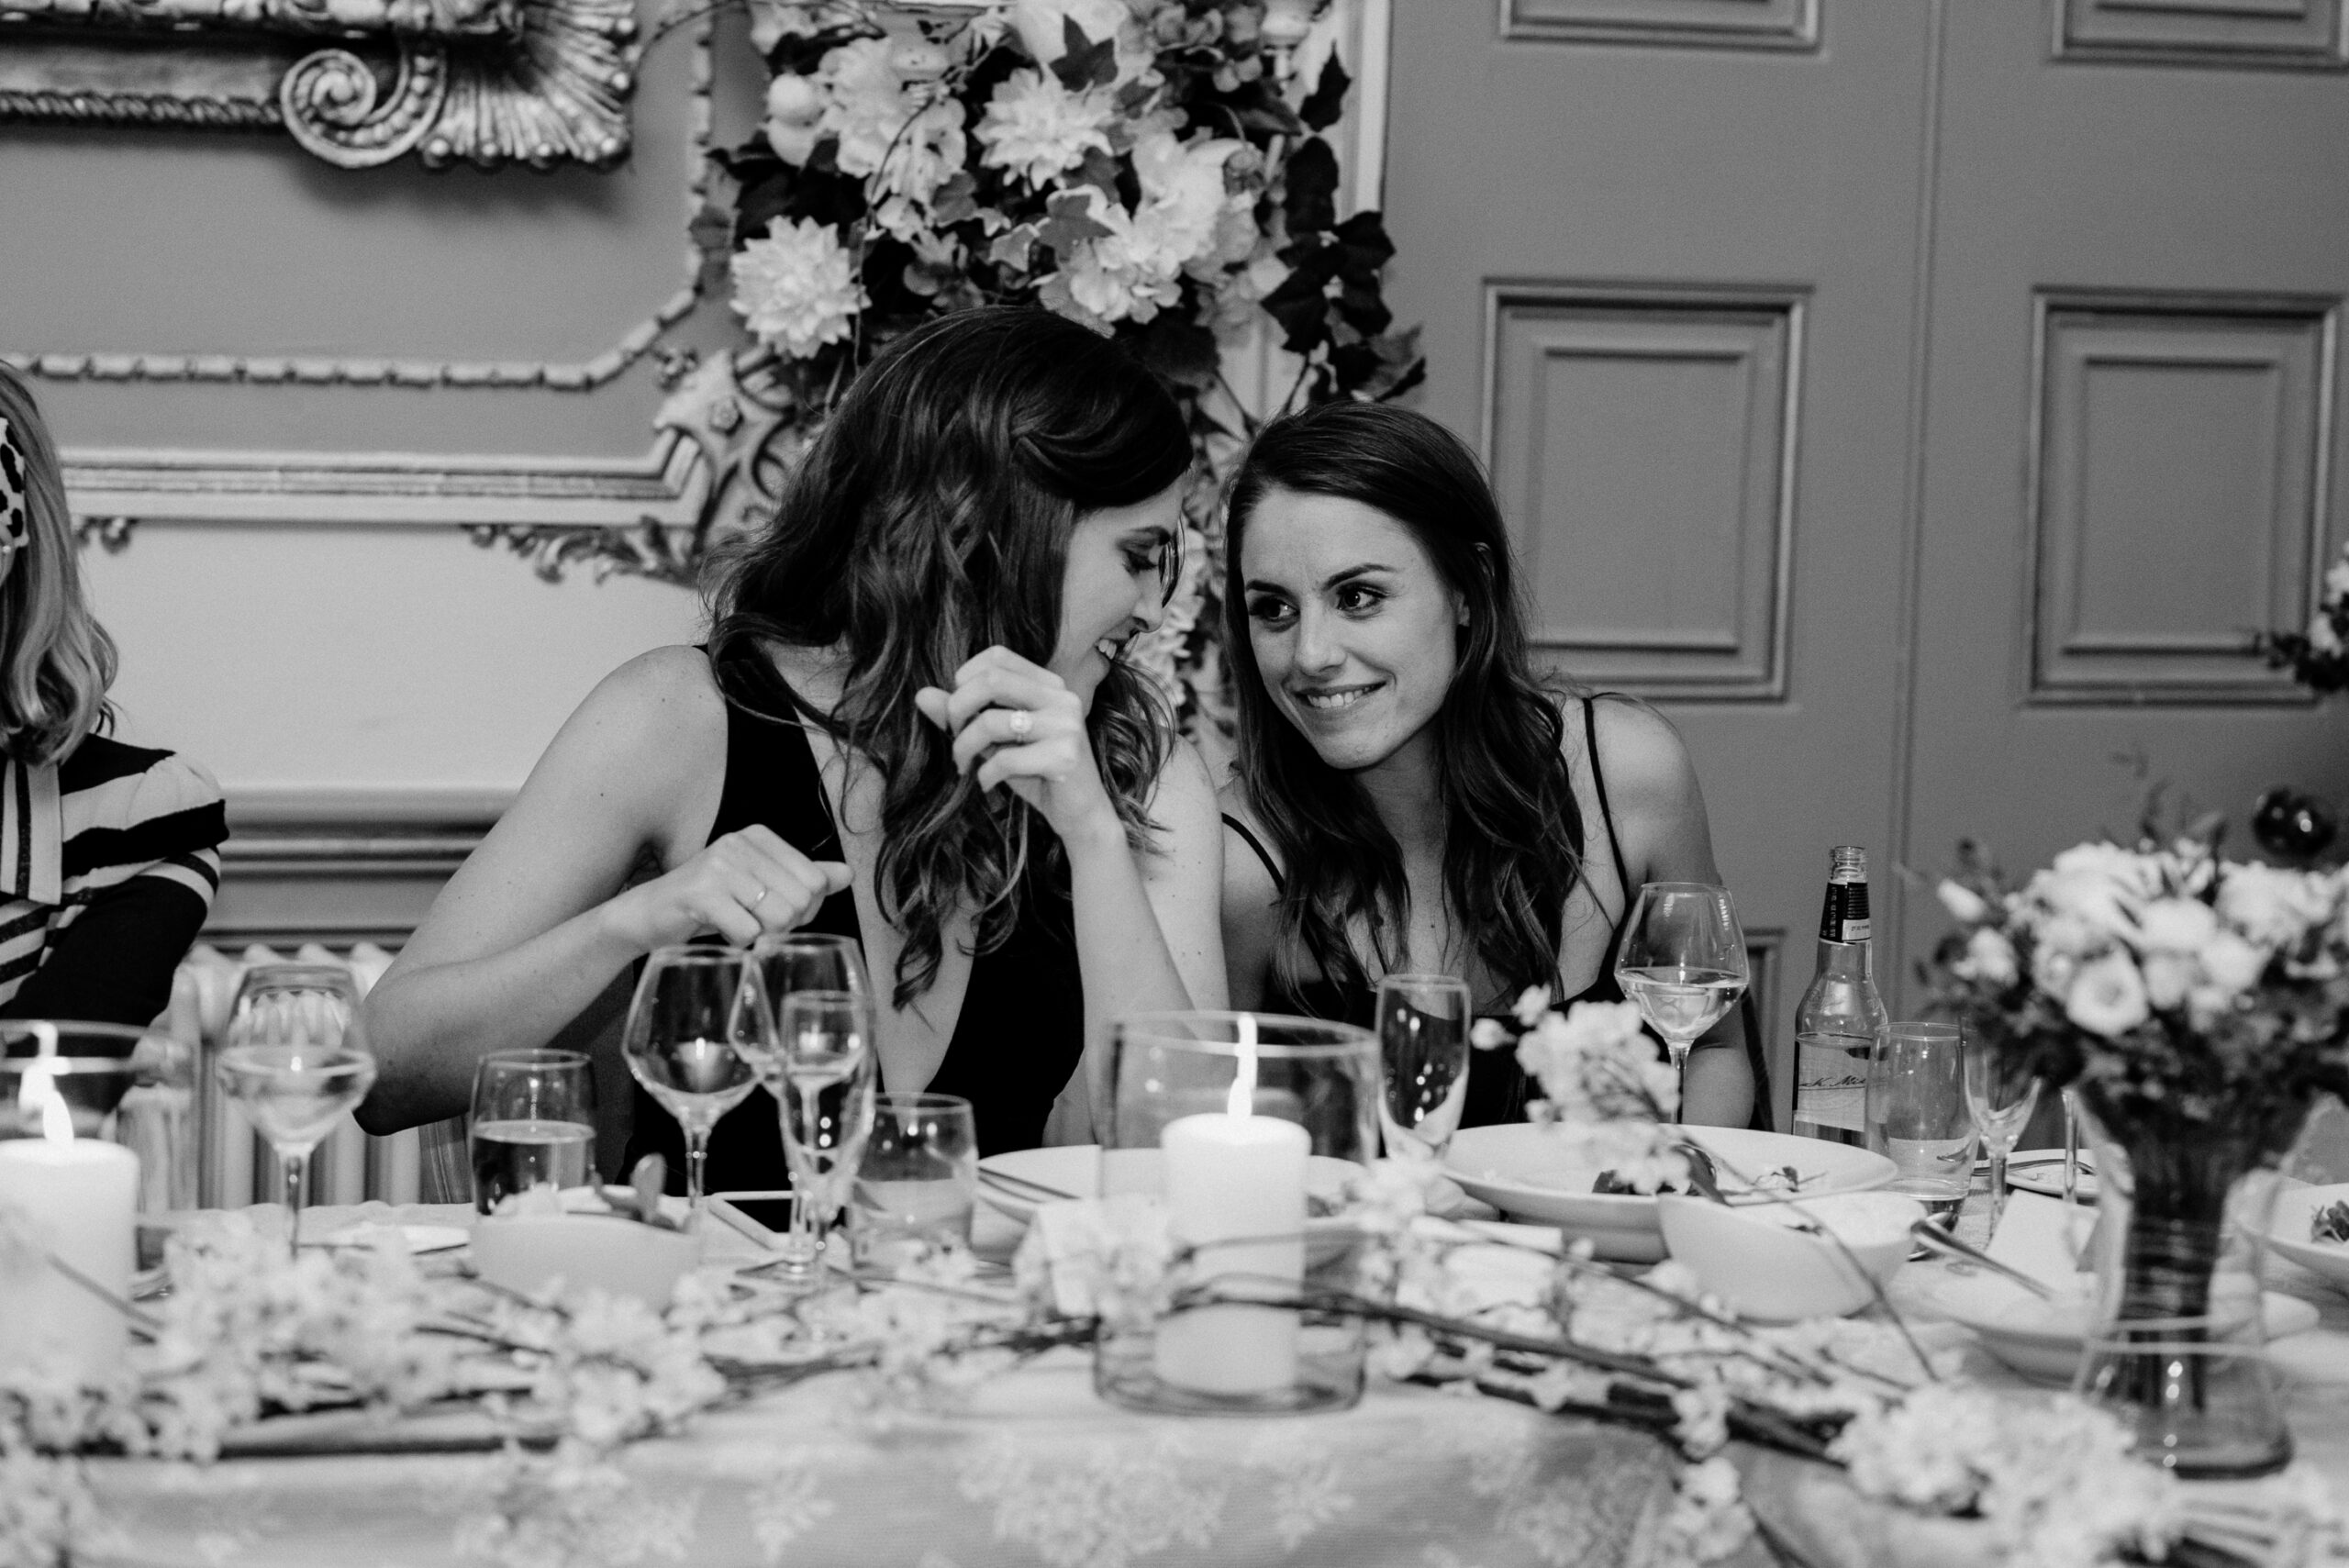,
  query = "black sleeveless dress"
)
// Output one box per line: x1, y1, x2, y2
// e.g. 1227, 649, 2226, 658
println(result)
1223, 696, 1639, 1128
621, 655, 1087, 1193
